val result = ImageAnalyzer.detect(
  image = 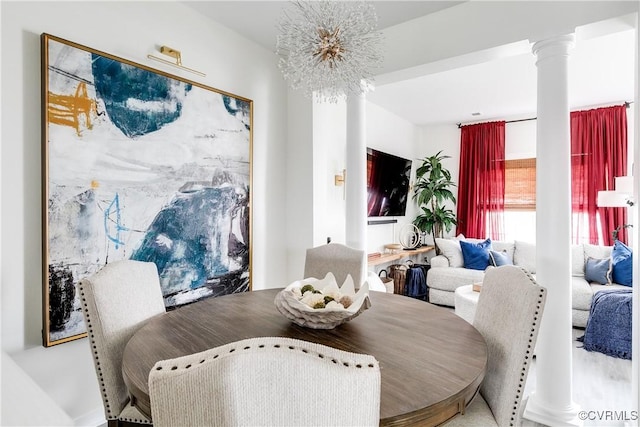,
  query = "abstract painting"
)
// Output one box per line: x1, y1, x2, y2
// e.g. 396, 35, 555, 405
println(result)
41, 34, 252, 346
